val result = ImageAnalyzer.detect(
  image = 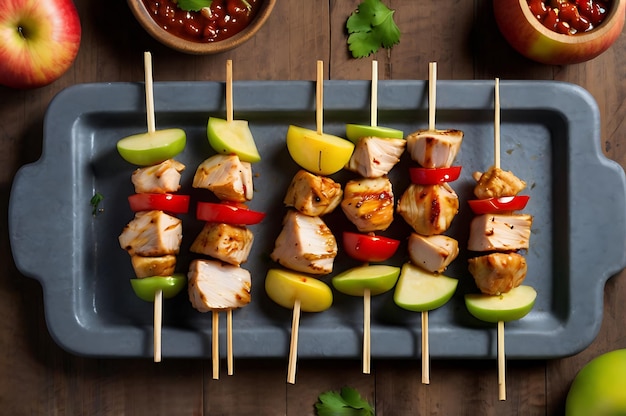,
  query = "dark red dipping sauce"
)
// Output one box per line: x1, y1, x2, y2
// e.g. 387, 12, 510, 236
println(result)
527, 0, 612, 35
142, 0, 262, 43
